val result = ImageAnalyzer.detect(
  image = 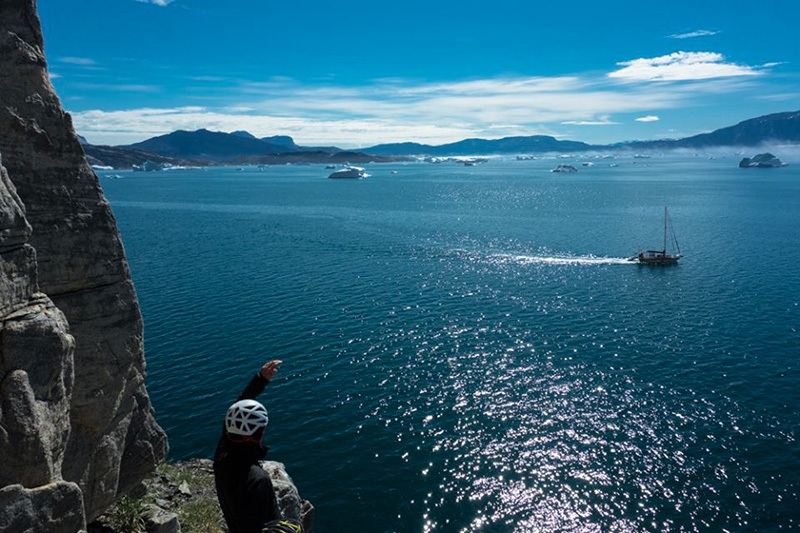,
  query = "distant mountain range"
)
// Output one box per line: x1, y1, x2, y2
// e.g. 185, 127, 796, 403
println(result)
82, 110, 800, 169
361, 136, 594, 156
363, 111, 800, 155
82, 128, 397, 168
